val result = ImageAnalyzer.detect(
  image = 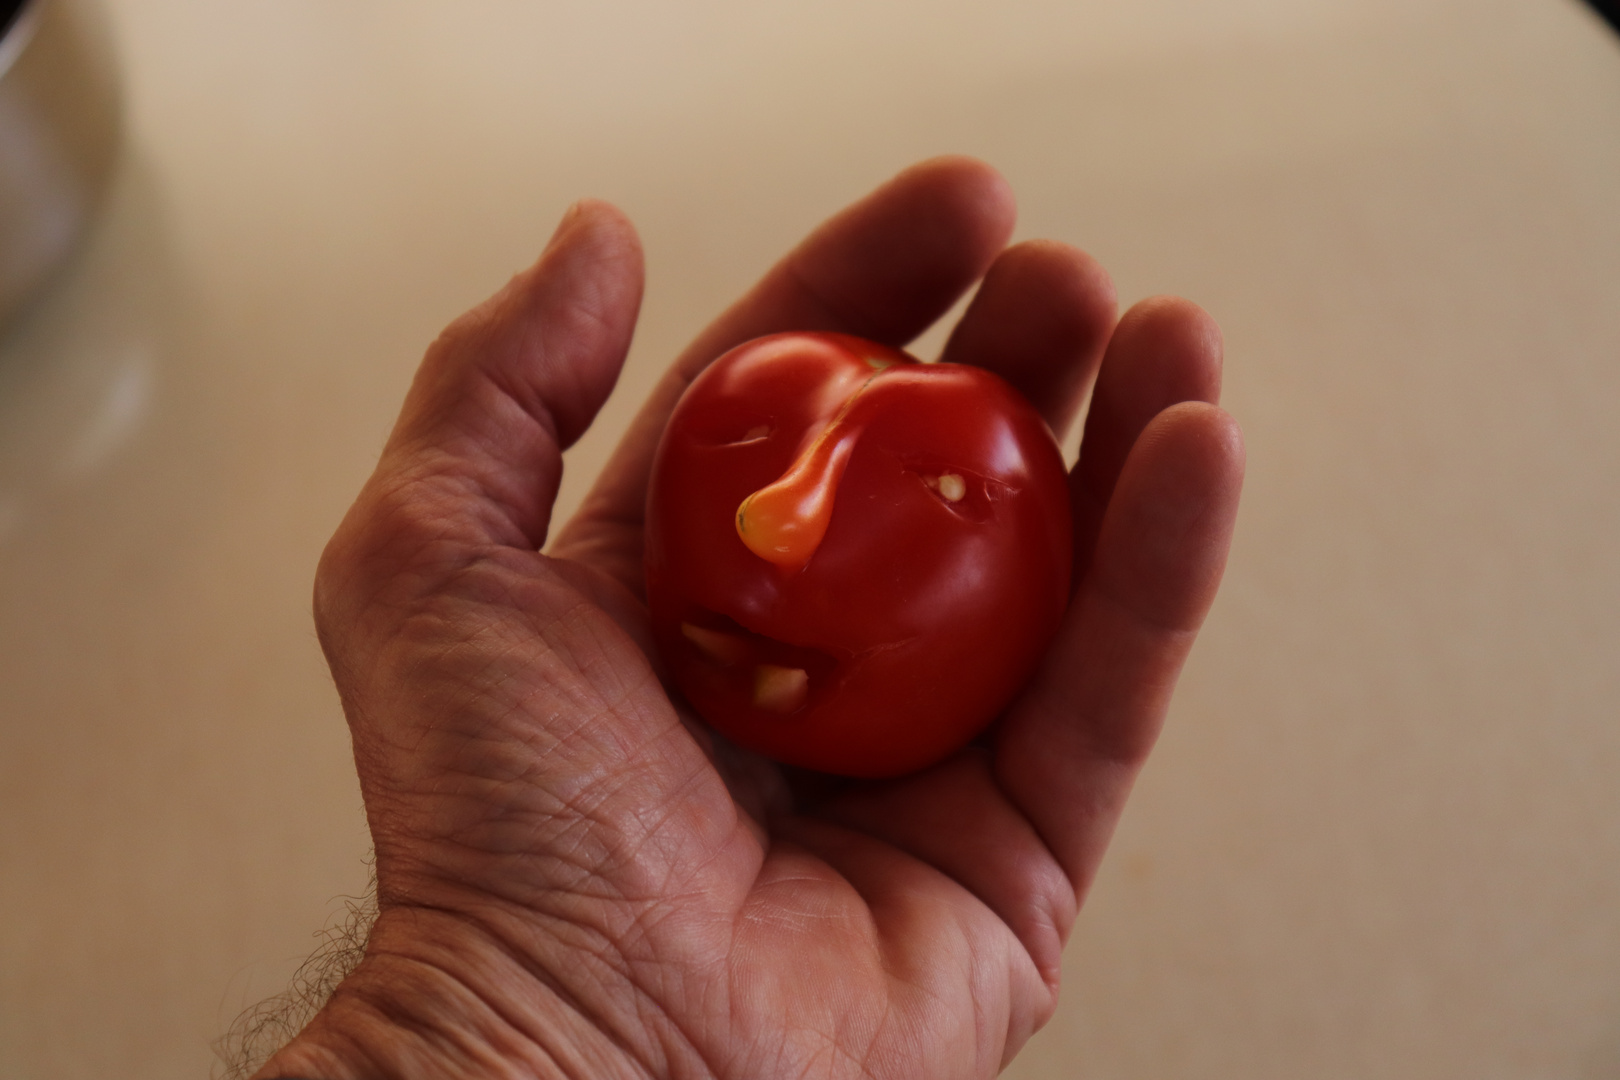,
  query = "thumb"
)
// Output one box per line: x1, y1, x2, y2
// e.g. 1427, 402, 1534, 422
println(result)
384, 200, 644, 550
